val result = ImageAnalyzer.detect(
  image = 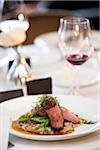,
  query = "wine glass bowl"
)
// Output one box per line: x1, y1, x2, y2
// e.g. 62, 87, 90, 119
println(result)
58, 17, 93, 95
